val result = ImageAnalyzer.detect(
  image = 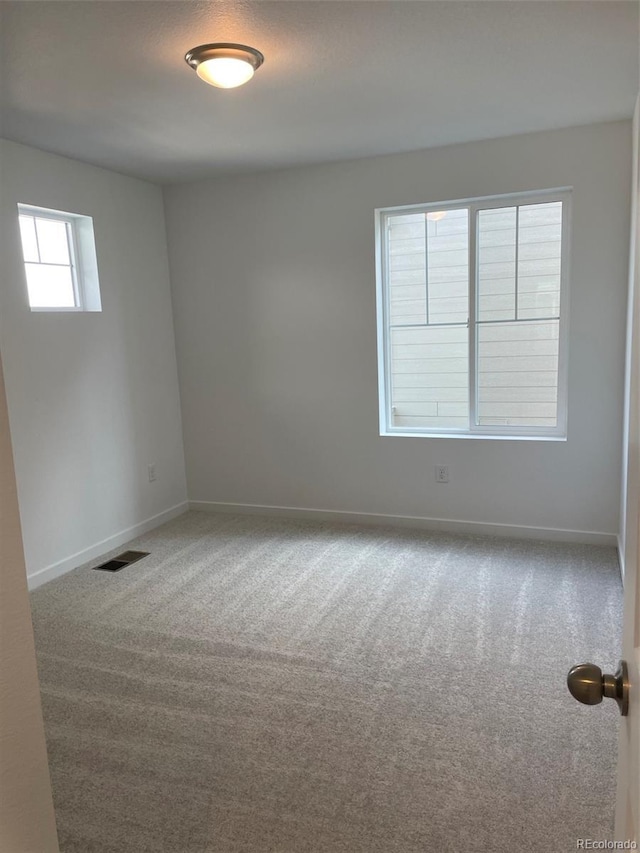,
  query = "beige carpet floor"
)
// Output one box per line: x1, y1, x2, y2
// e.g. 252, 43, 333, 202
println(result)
30, 511, 622, 853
